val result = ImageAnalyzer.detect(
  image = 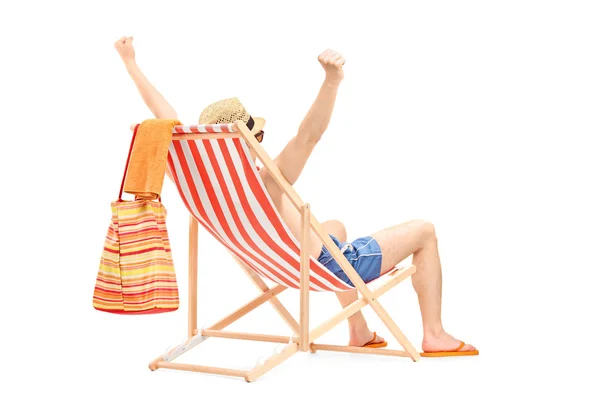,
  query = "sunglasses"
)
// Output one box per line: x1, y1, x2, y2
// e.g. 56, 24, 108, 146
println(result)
254, 130, 265, 143
245, 116, 265, 143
